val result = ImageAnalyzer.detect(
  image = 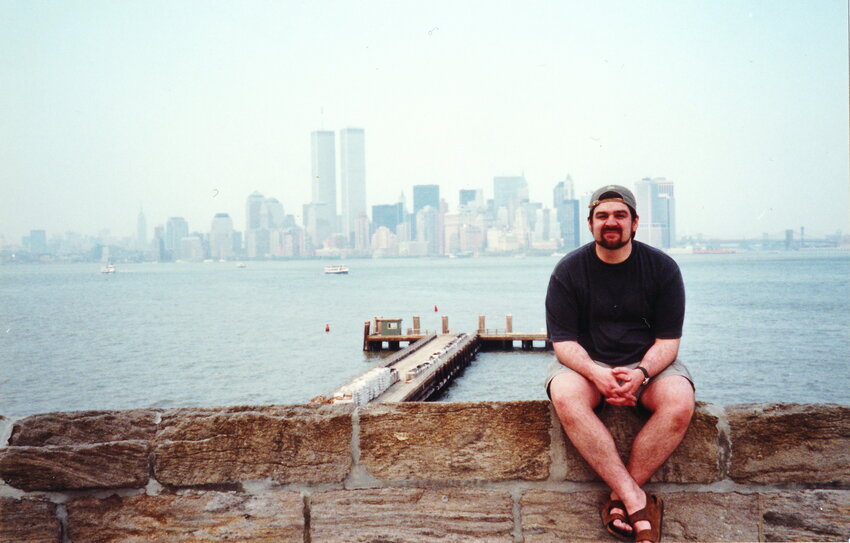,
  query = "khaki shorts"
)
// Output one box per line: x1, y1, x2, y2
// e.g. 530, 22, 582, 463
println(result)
544, 358, 694, 401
